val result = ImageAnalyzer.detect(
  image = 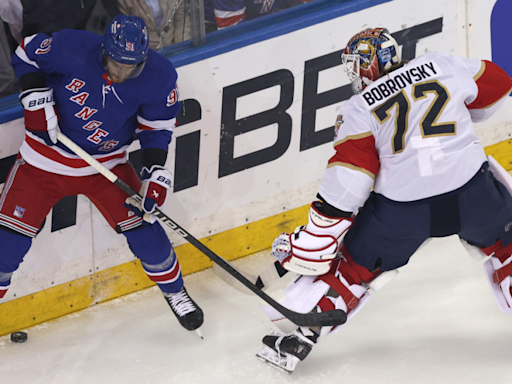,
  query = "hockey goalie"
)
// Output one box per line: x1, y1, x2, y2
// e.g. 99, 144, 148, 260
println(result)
256, 27, 512, 373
